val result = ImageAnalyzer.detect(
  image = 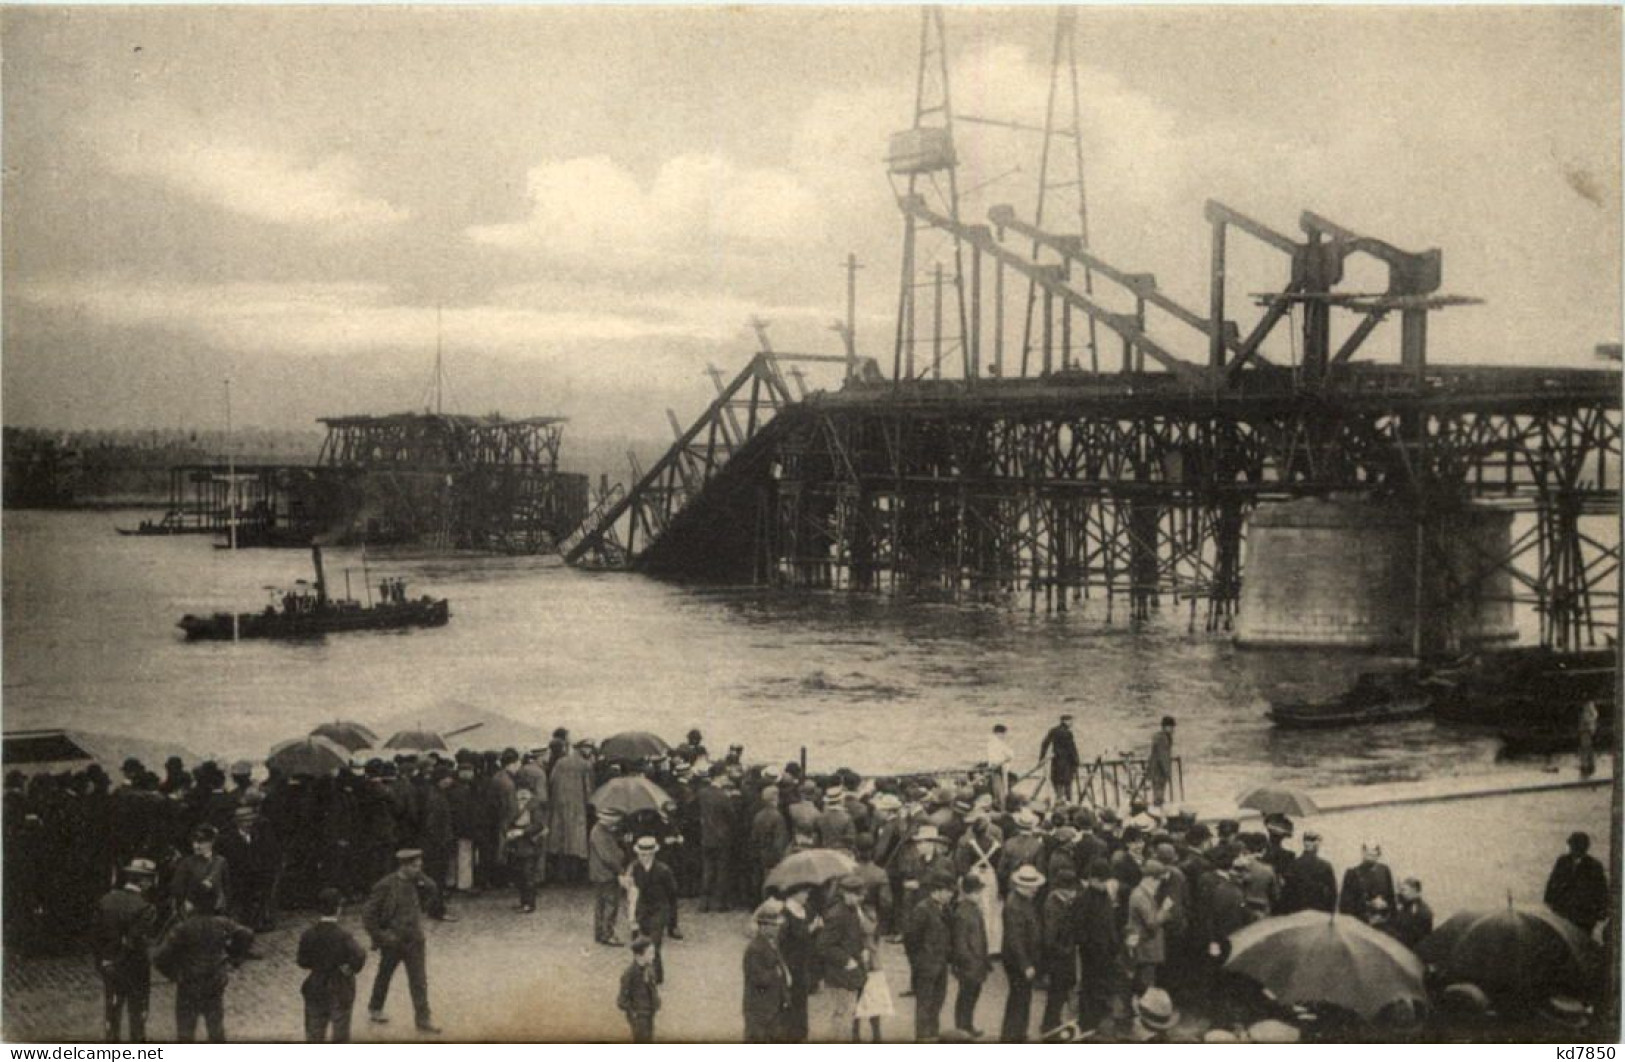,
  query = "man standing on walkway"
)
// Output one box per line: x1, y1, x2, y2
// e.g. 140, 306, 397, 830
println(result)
548, 740, 596, 884
1000, 865, 1043, 1043
1039, 715, 1080, 803
949, 872, 991, 1038
903, 869, 955, 1041
362, 848, 443, 1034
296, 888, 367, 1043
92, 858, 160, 1042
986, 724, 1015, 807
1147, 716, 1176, 808
819, 874, 871, 1042
1280, 830, 1337, 914
1545, 831, 1609, 933
590, 808, 627, 945
1338, 842, 1396, 923
742, 902, 790, 1043
628, 836, 679, 985
152, 881, 253, 1043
